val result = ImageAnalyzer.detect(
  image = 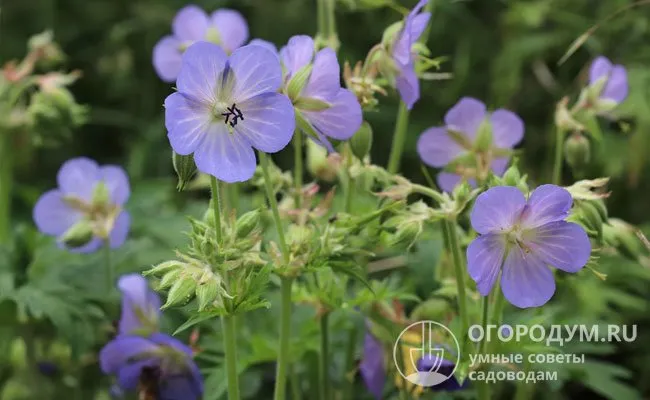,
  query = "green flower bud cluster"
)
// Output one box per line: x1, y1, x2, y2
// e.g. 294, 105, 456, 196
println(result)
569, 198, 608, 242
603, 218, 649, 262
